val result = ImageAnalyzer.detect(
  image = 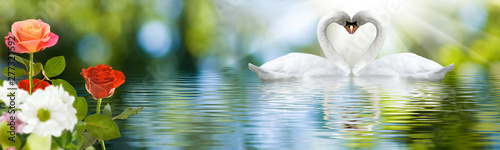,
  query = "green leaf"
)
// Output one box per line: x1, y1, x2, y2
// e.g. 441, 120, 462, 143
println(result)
22, 134, 51, 150
52, 79, 77, 98
73, 122, 87, 149
84, 114, 121, 141
0, 79, 3, 86
103, 103, 112, 118
2, 66, 27, 78
79, 133, 96, 150
9, 54, 29, 69
63, 143, 77, 150
8, 54, 42, 77
77, 136, 84, 150
0, 120, 22, 149
54, 129, 78, 150
74, 97, 88, 121
43, 56, 66, 78
52, 129, 79, 149
51, 139, 59, 150
33, 62, 43, 76
113, 106, 144, 120
76, 121, 87, 136
84, 146, 96, 150
54, 130, 73, 148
